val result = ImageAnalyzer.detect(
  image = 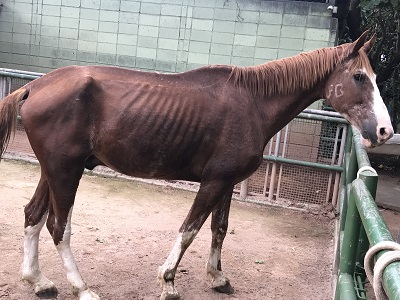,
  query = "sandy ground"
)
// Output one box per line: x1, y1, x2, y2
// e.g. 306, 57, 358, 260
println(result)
0, 159, 334, 300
